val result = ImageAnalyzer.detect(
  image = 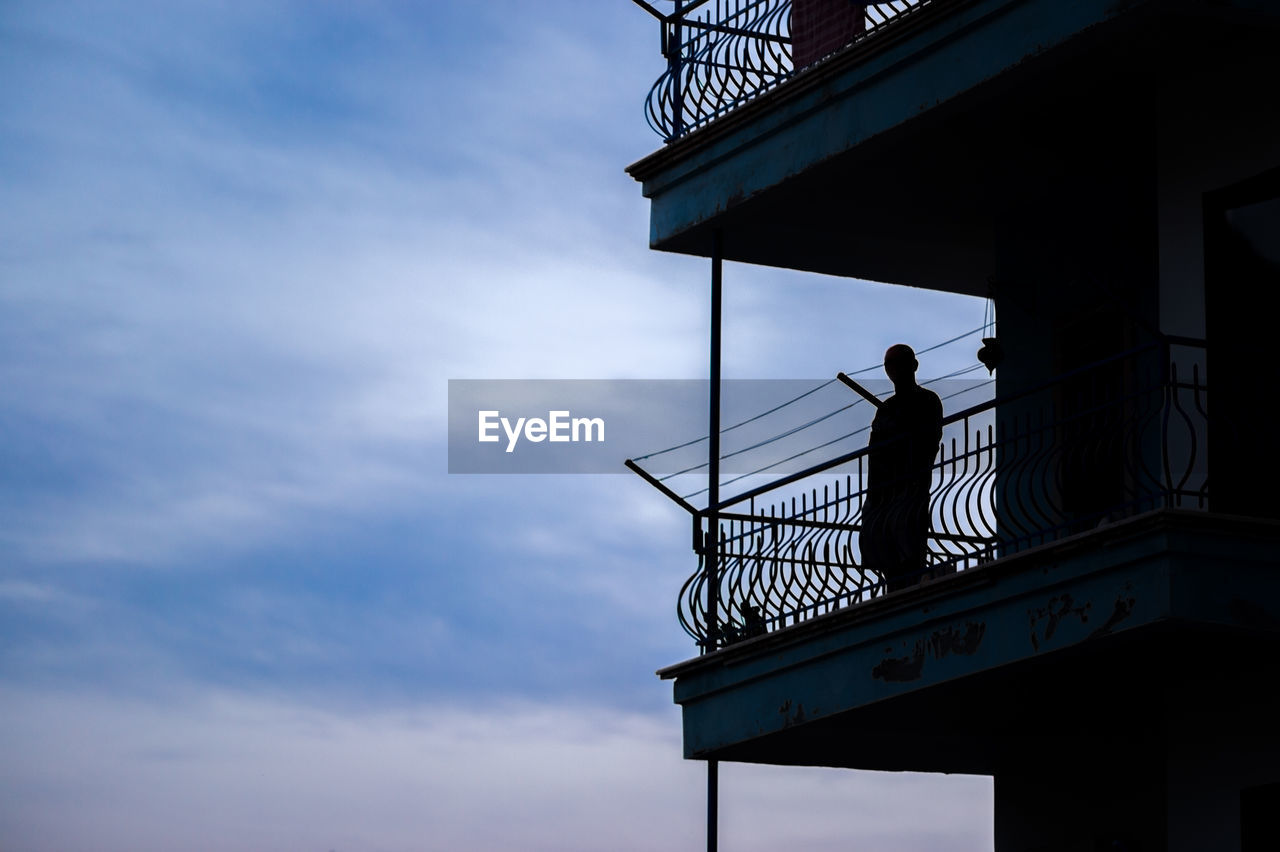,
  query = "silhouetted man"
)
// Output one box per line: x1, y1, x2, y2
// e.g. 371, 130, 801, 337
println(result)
860, 344, 943, 593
